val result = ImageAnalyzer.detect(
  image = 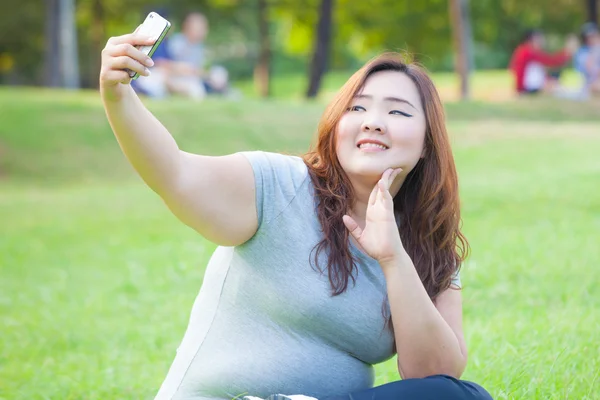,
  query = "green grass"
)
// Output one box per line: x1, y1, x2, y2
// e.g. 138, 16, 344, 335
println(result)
235, 69, 585, 102
1, 75, 600, 399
